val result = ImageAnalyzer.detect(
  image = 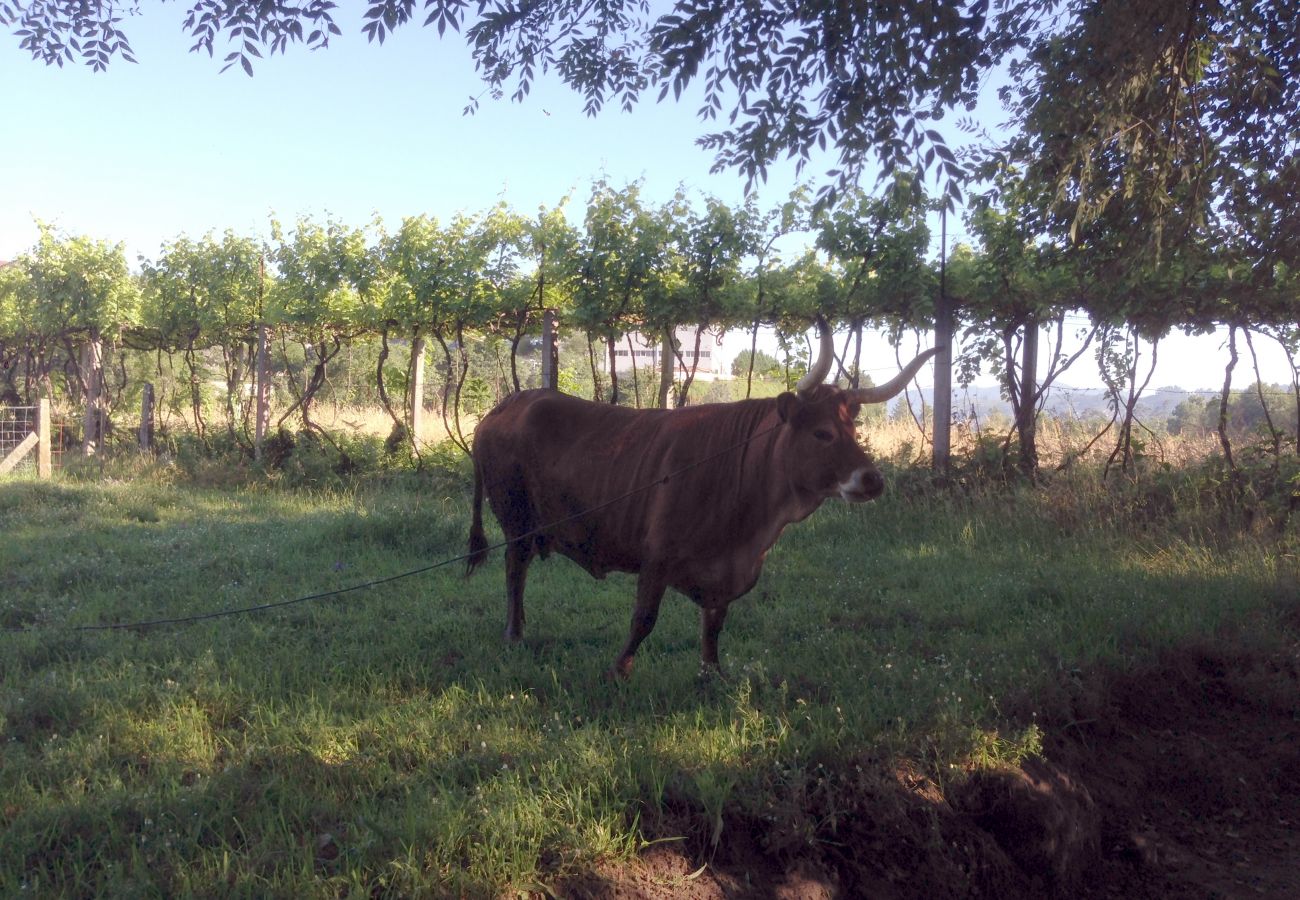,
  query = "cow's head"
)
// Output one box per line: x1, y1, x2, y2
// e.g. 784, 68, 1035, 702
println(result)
776, 320, 938, 503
